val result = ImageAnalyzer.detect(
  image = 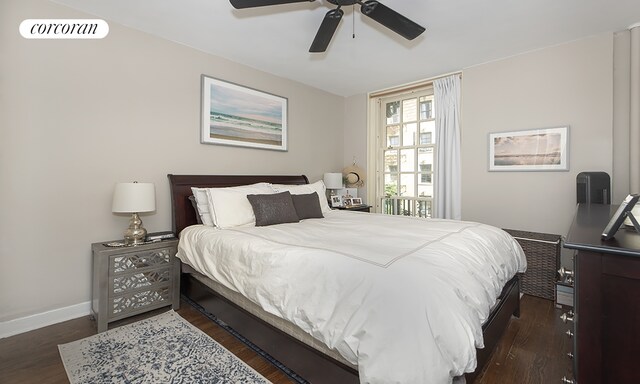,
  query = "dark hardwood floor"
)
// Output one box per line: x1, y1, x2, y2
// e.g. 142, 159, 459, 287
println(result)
474, 294, 573, 383
0, 295, 571, 383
